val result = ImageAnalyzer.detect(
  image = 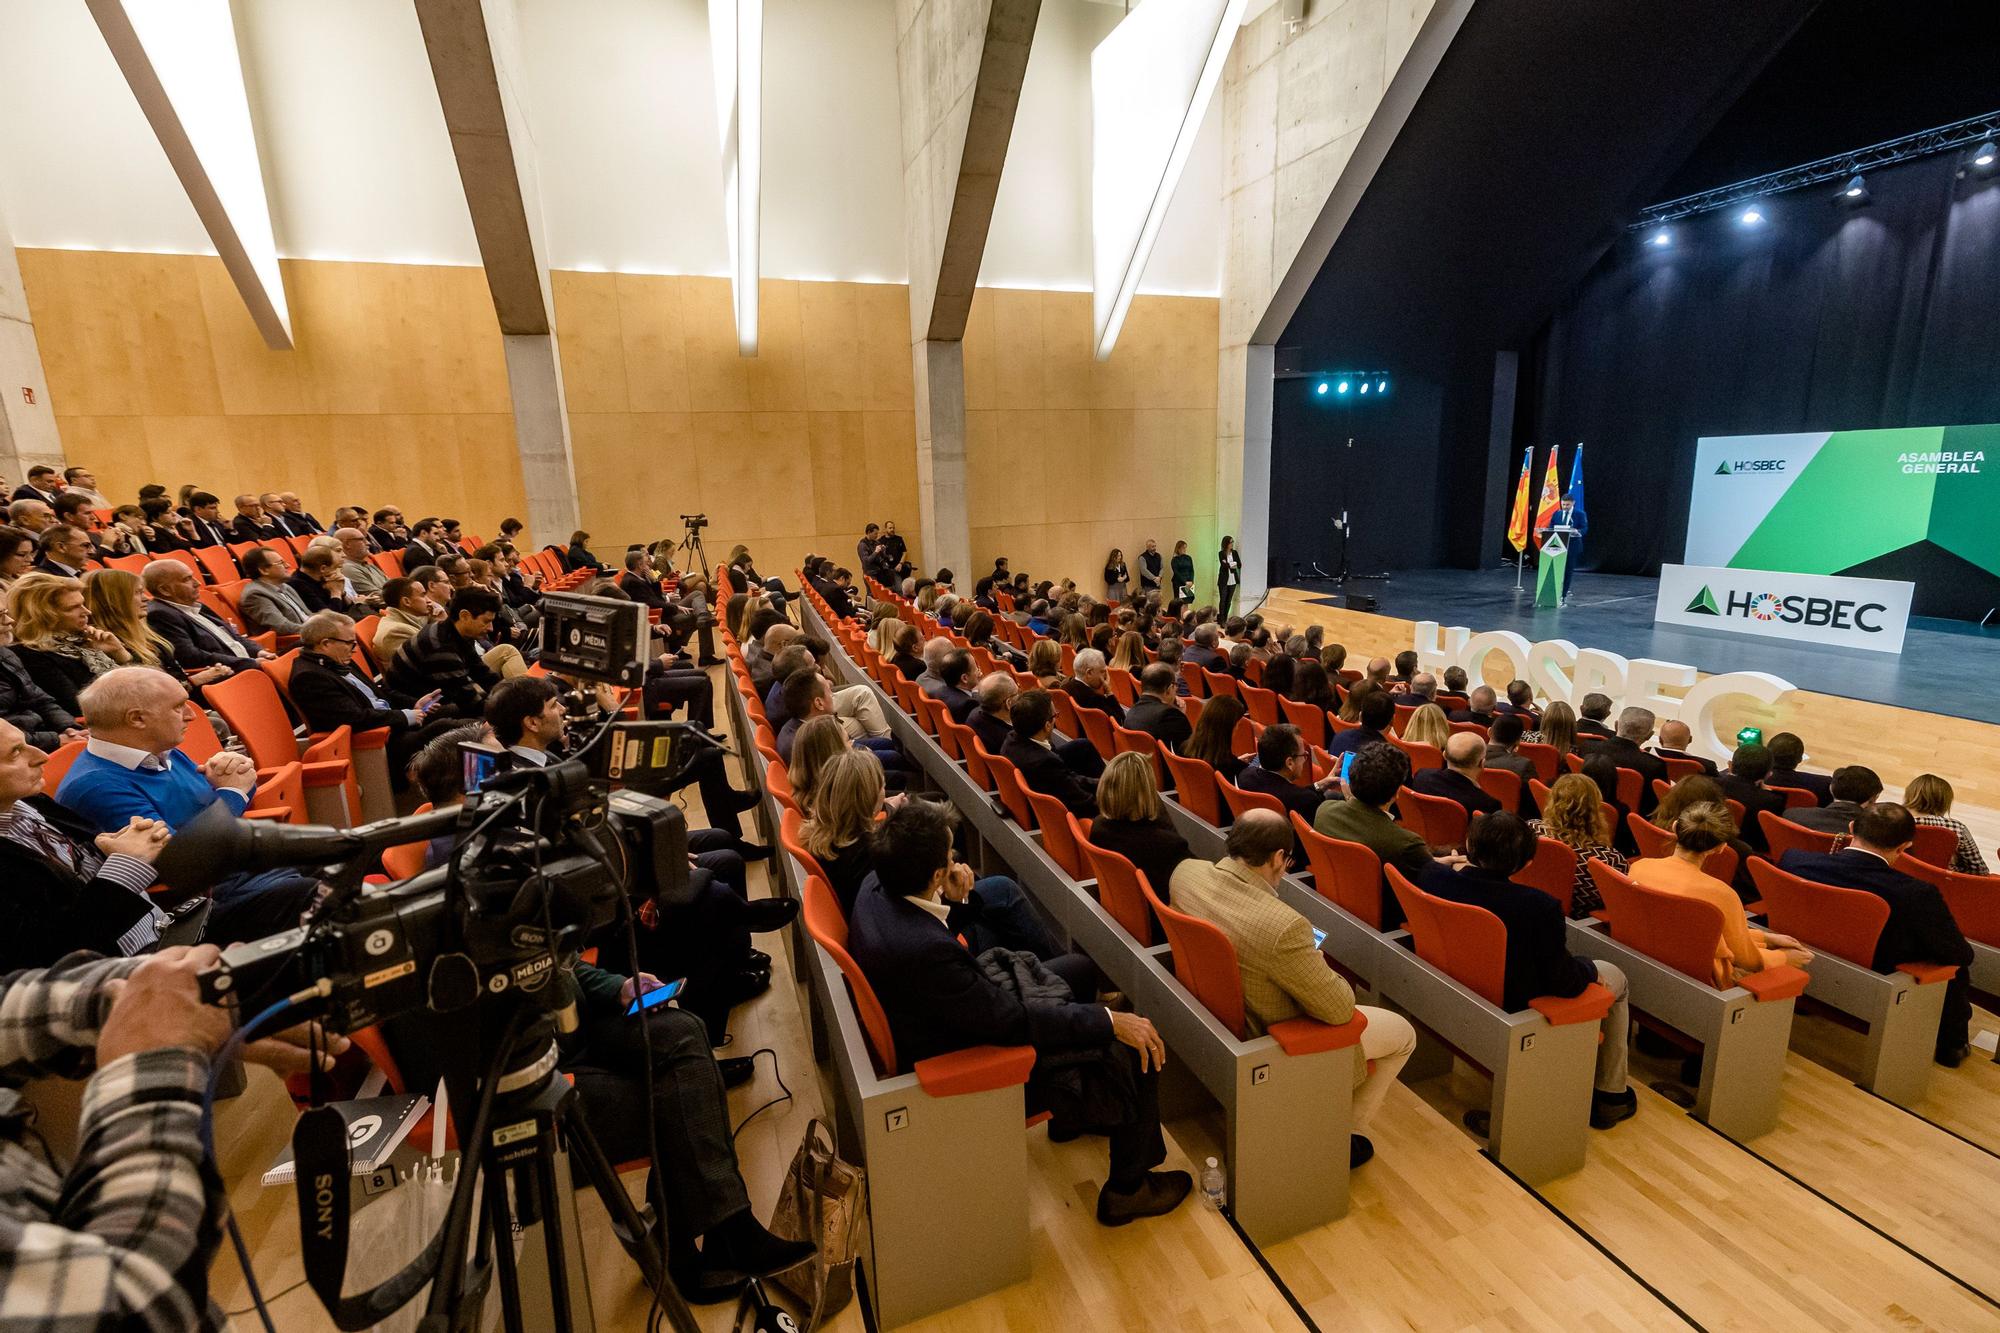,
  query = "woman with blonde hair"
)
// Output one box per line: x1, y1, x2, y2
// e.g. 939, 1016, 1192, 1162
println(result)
1089, 751, 1193, 898
869, 605, 902, 657
1903, 774, 1988, 875
6, 572, 135, 716
799, 748, 887, 912
1529, 772, 1627, 917
81, 568, 174, 671
1630, 803, 1811, 983
1524, 699, 1578, 755
1026, 637, 1062, 688
1108, 629, 1148, 673
1404, 702, 1450, 751
786, 715, 852, 817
